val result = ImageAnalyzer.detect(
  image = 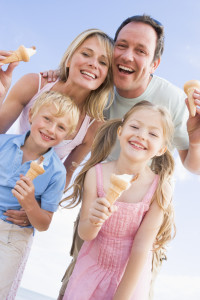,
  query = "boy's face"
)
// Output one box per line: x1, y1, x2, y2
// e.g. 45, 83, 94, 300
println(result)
28, 104, 70, 152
